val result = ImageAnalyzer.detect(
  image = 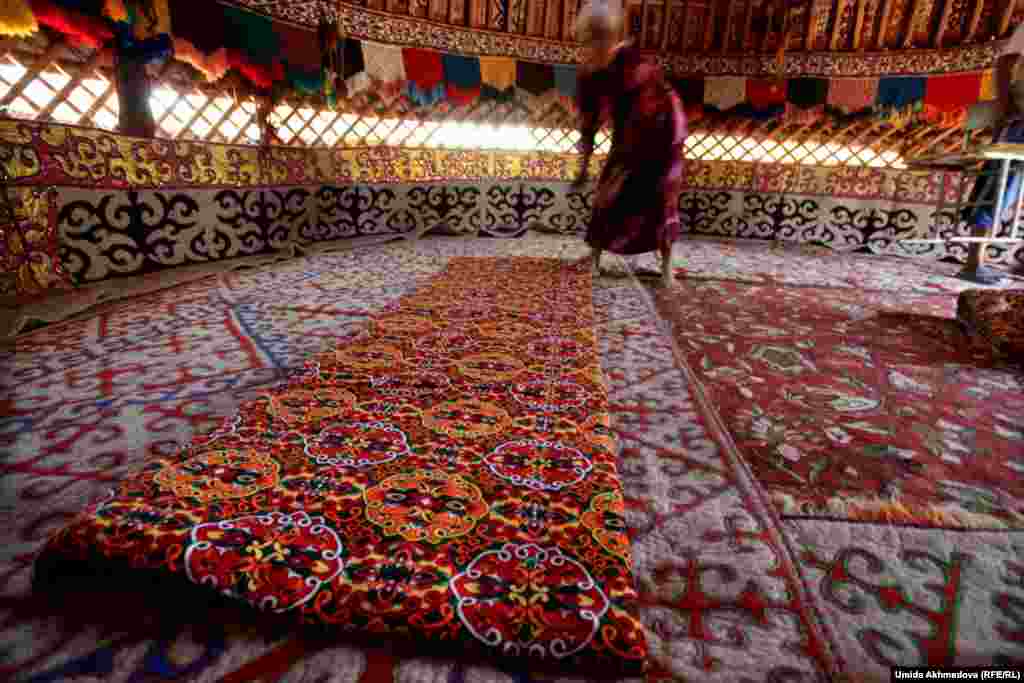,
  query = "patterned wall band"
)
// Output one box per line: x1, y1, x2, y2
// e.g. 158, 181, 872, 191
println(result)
48, 179, 1023, 286
0, 118, 972, 202
1, 119, 1019, 287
